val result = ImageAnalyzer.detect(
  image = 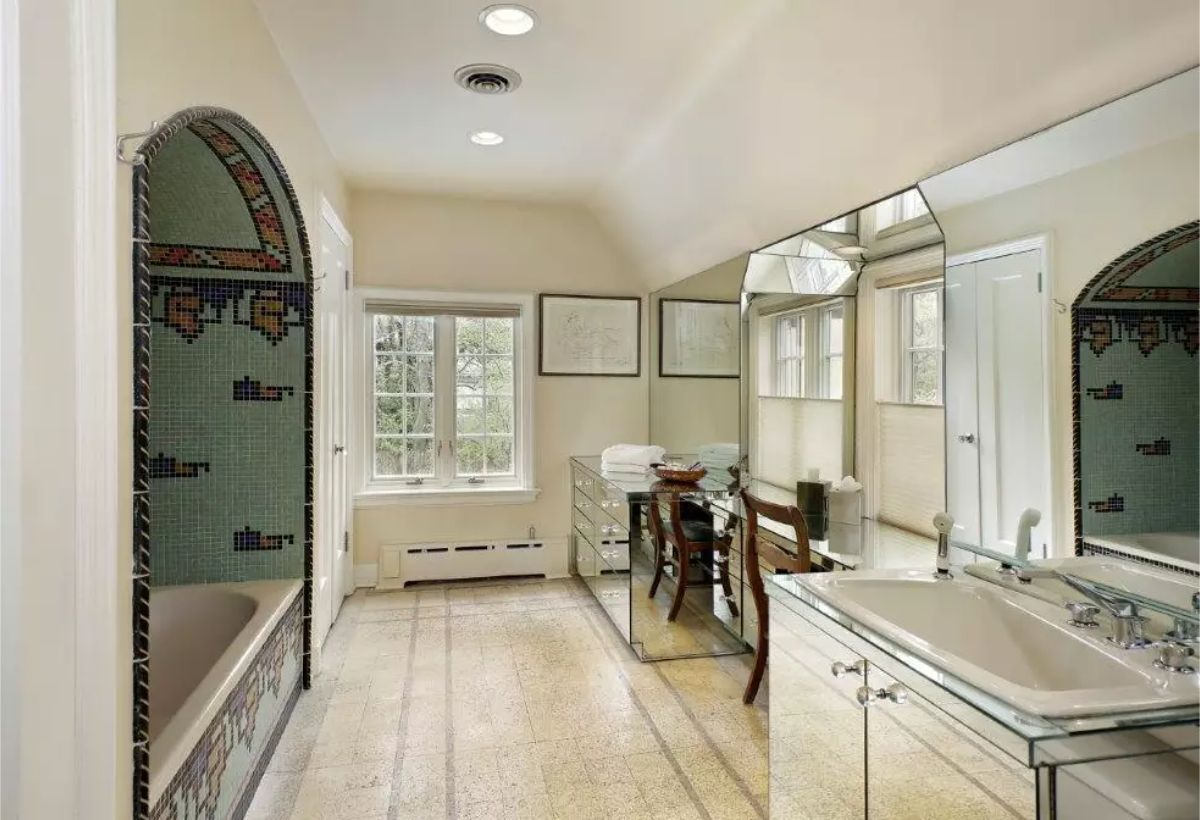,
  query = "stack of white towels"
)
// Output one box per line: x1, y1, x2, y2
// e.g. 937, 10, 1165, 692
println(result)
697, 442, 739, 476
600, 444, 665, 475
